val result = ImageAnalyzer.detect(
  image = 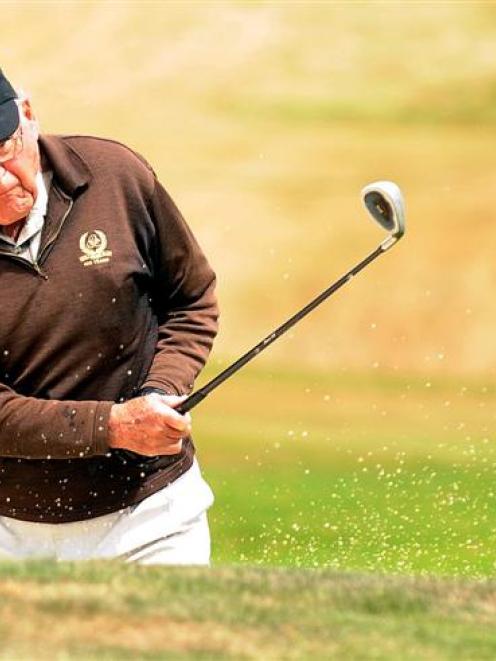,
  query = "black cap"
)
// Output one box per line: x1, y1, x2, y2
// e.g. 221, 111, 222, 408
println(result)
0, 69, 19, 142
